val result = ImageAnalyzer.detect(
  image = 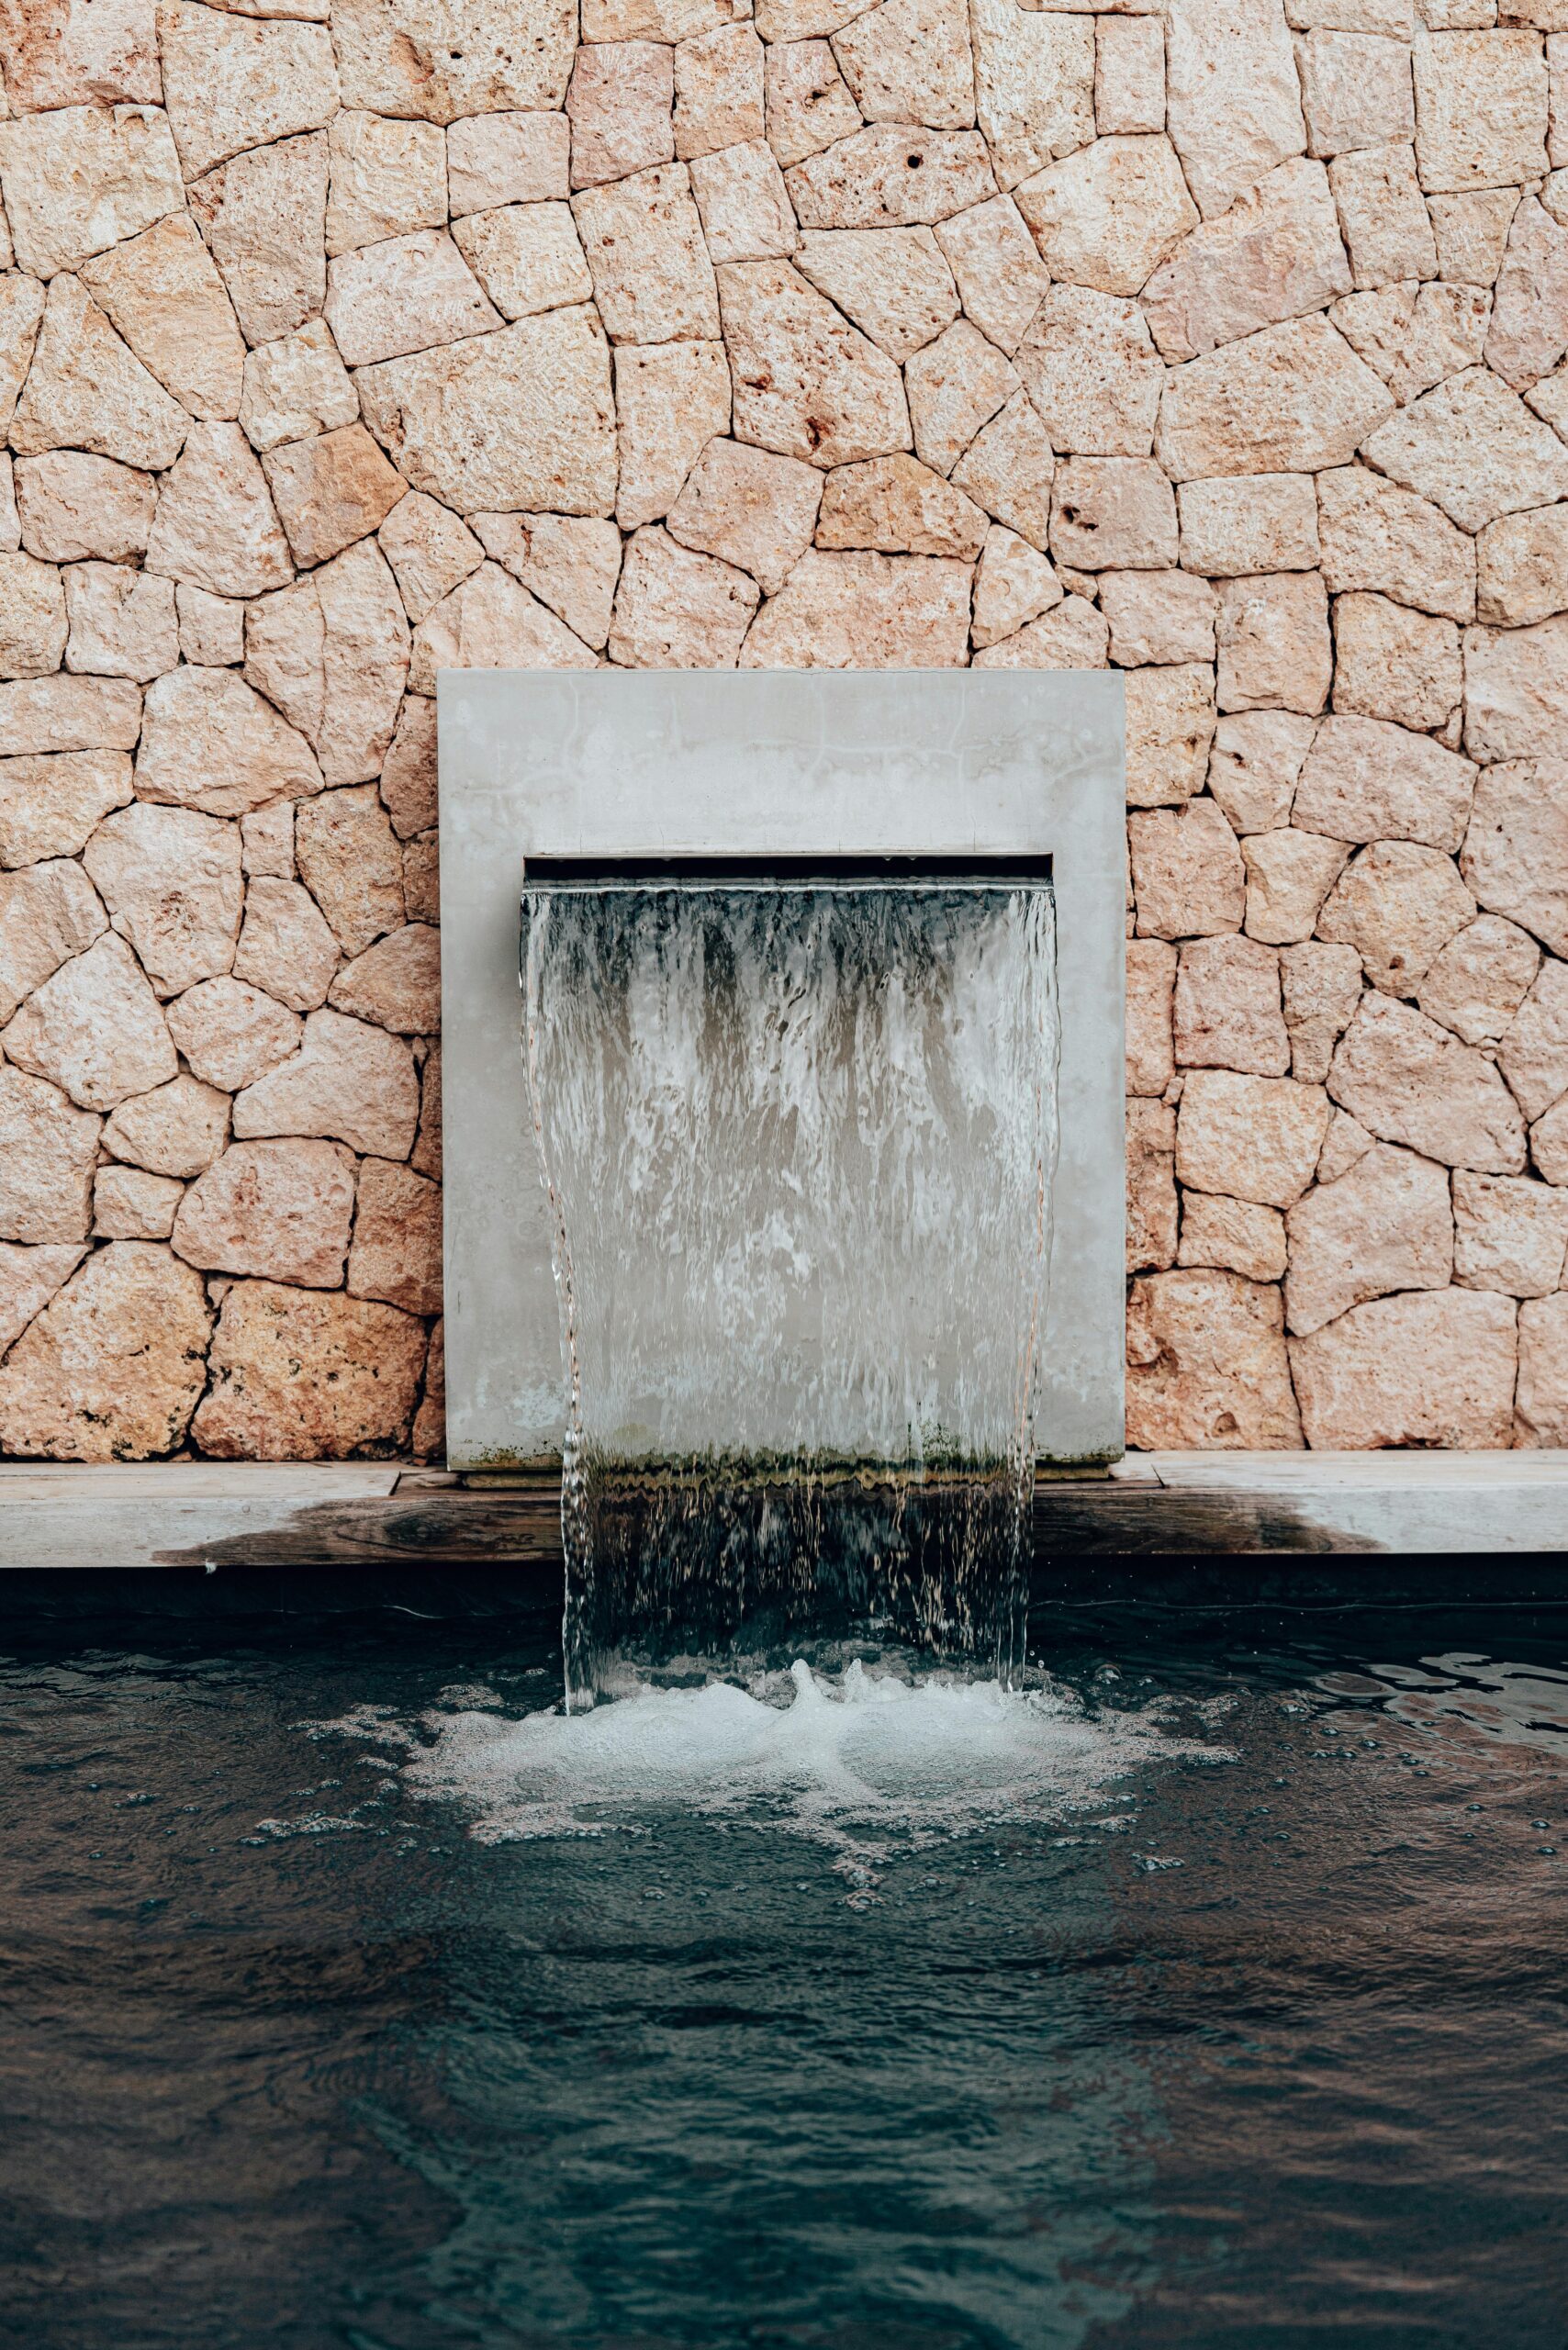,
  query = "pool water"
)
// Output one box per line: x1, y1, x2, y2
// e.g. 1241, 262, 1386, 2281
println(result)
1, 1593, 1565, 2350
